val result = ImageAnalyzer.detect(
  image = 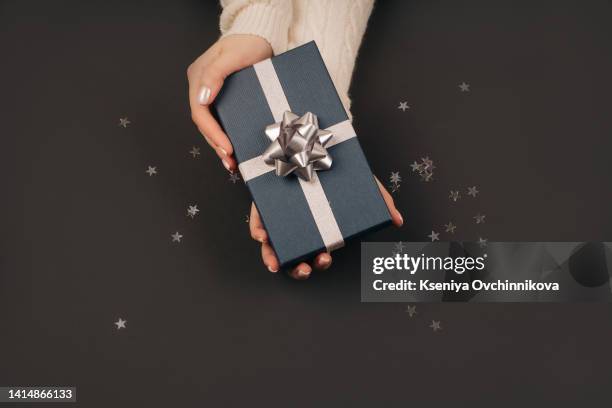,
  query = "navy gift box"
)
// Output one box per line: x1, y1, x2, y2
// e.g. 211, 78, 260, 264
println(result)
212, 41, 391, 267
